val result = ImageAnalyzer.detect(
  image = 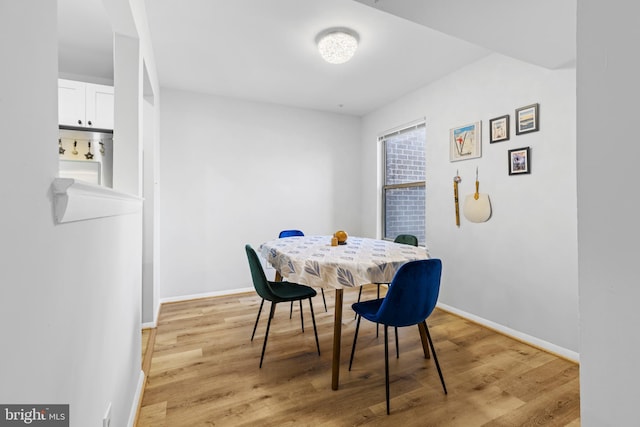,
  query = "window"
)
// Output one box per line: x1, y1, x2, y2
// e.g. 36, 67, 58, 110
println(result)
381, 121, 426, 245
